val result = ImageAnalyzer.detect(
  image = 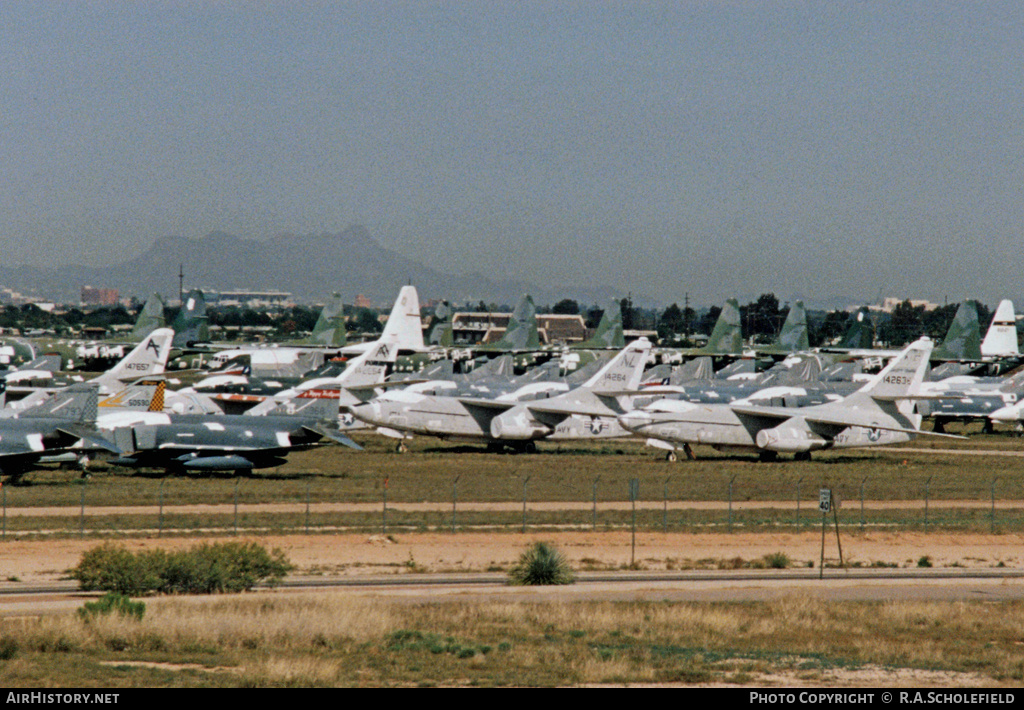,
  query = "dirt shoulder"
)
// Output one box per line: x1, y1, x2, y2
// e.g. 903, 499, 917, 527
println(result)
2, 530, 1022, 584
